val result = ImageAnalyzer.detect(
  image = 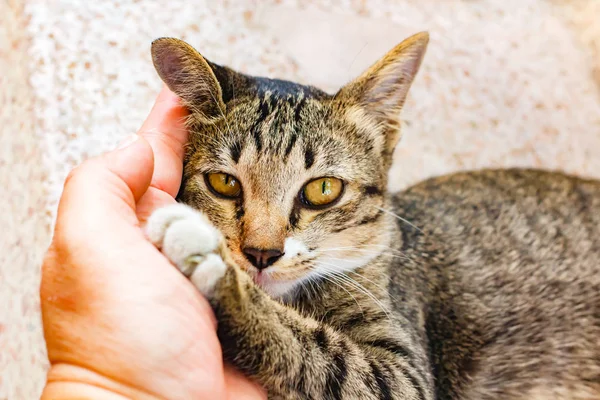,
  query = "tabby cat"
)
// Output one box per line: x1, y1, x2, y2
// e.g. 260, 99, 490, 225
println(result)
146, 32, 600, 399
